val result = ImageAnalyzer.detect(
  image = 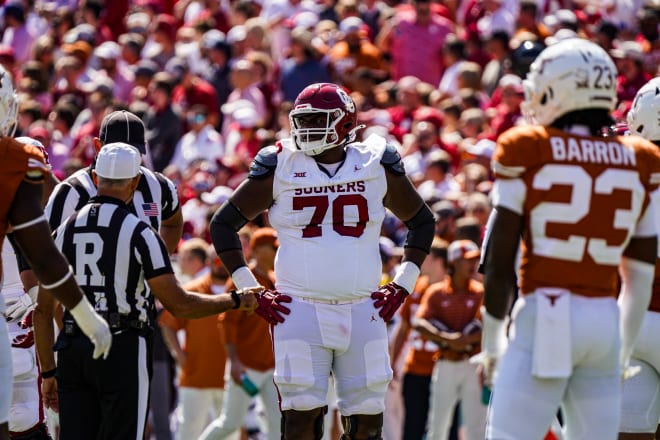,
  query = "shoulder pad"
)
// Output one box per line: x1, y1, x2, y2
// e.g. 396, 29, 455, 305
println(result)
380, 143, 405, 176
249, 145, 280, 179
